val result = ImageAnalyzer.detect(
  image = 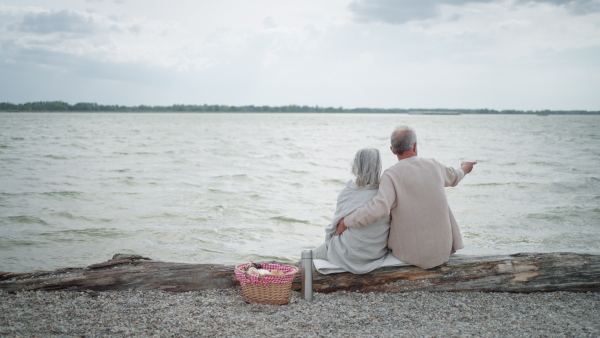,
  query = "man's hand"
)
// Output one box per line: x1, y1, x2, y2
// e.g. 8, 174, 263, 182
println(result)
460, 161, 477, 174
336, 218, 348, 235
